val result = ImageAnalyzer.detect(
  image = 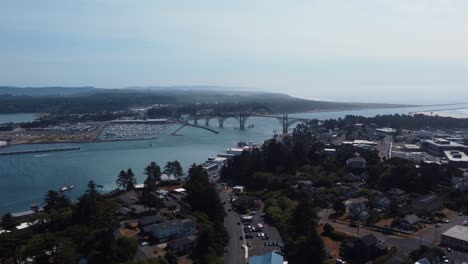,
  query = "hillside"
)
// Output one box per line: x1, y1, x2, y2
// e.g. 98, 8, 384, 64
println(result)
0, 86, 406, 114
